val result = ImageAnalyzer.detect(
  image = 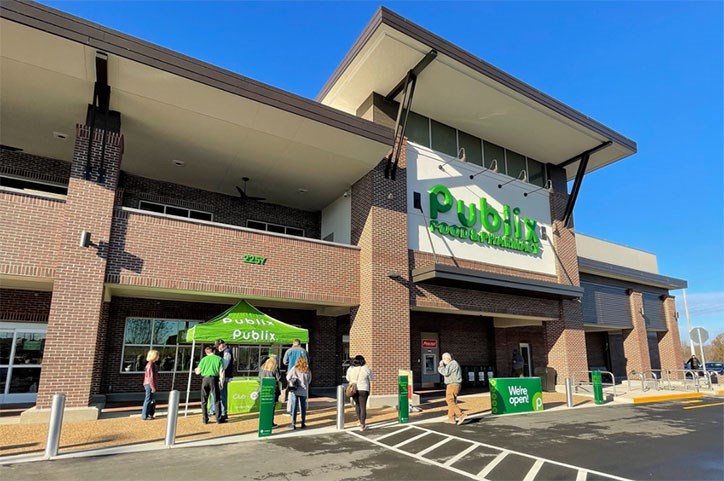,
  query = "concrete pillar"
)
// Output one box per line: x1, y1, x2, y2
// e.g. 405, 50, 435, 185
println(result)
36, 125, 123, 409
